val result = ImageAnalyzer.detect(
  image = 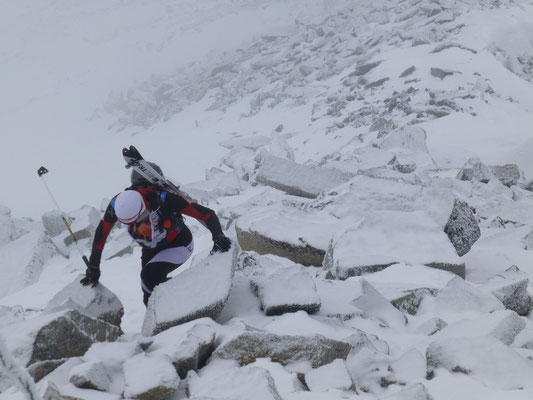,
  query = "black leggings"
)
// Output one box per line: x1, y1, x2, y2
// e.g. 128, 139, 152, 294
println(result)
140, 261, 181, 305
